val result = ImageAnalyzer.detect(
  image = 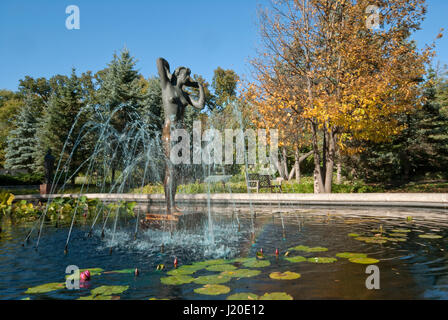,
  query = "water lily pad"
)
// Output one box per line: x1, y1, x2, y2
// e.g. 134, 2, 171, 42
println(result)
80, 268, 103, 276
194, 284, 230, 296
348, 233, 360, 237
285, 255, 307, 263
91, 285, 129, 296
161, 275, 194, 285
389, 233, 408, 238
387, 237, 407, 242
269, 271, 301, 280
259, 292, 293, 300
354, 237, 371, 242
104, 268, 135, 274
25, 282, 65, 294
78, 294, 113, 300
364, 238, 388, 244
336, 252, 368, 259
65, 267, 104, 279
289, 245, 310, 251
419, 234, 443, 239
349, 257, 379, 264
392, 229, 411, 233
221, 269, 261, 278
288, 245, 328, 253
242, 259, 271, 268
307, 257, 337, 264
21, 297, 31, 300
193, 274, 231, 285
167, 264, 203, 276
149, 298, 170, 300
230, 257, 253, 264
227, 292, 259, 300
206, 264, 237, 272
193, 259, 229, 266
